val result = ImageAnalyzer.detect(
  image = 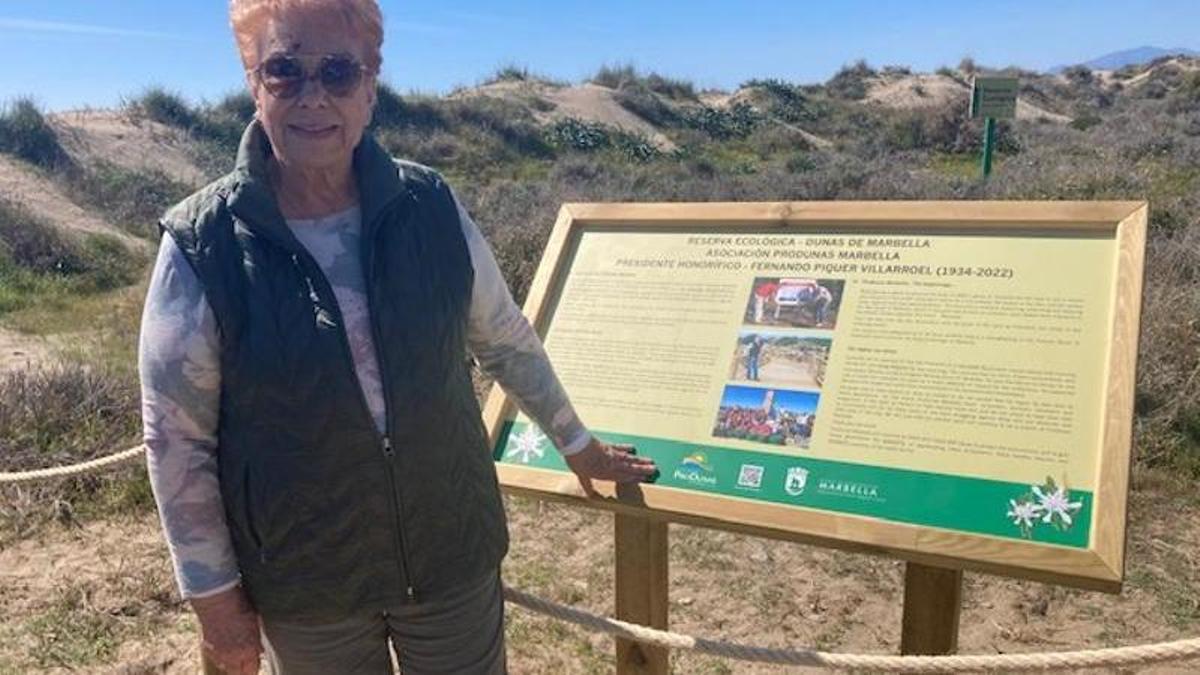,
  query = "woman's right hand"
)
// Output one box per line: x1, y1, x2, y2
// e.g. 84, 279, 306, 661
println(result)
191, 584, 263, 674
